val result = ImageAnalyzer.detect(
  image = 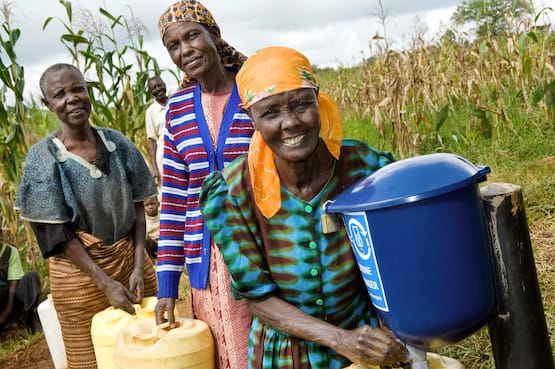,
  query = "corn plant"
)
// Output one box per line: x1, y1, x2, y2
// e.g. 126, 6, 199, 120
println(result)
0, 3, 44, 276
319, 9, 555, 159
0, 16, 27, 187
43, 0, 170, 144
